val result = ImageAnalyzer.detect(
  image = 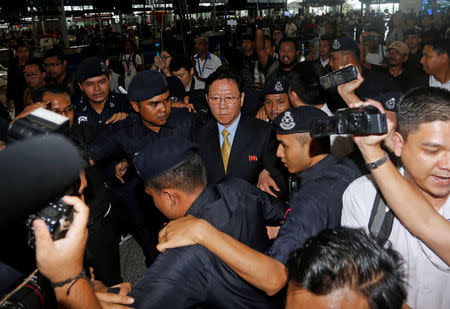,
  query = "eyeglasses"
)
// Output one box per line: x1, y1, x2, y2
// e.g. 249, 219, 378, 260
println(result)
50, 105, 73, 116
208, 96, 240, 105
161, 56, 171, 60
24, 72, 40, 78
43, 62, 62, 69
